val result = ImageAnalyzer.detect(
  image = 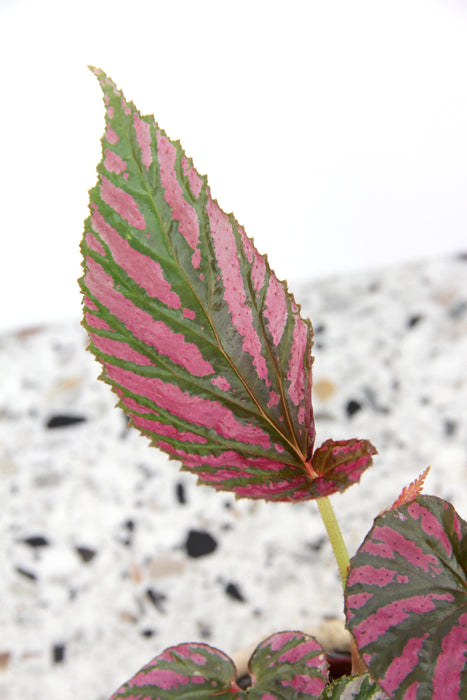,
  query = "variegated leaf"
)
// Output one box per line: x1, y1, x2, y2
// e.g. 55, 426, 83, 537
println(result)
248, 631, 329, 699
308, 438, 377, 498
80, 67, 375, 501
345, 495, 467, 700
108, 634, 328, 700
108, 642, 241, 700
320, 673, 389, 699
